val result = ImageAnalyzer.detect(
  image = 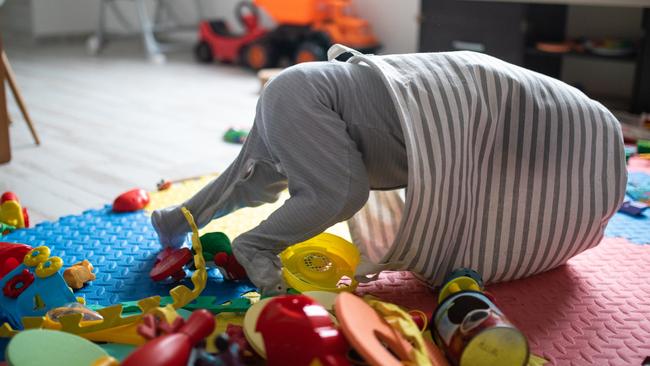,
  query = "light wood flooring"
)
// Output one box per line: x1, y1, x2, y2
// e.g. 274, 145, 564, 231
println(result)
0, 37, 260, 224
